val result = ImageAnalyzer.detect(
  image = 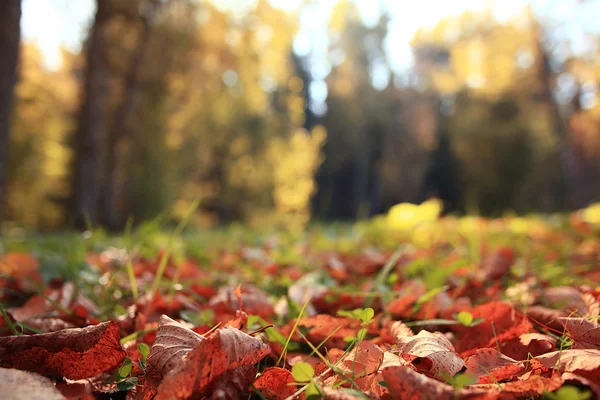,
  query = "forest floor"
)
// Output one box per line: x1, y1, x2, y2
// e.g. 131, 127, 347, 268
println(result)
1, 204, 600, 399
